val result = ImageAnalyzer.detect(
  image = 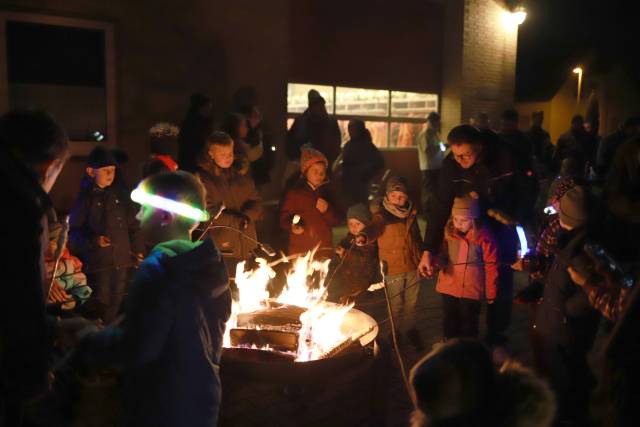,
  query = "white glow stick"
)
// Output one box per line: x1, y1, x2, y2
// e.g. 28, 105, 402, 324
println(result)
516, 225, 529, 257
